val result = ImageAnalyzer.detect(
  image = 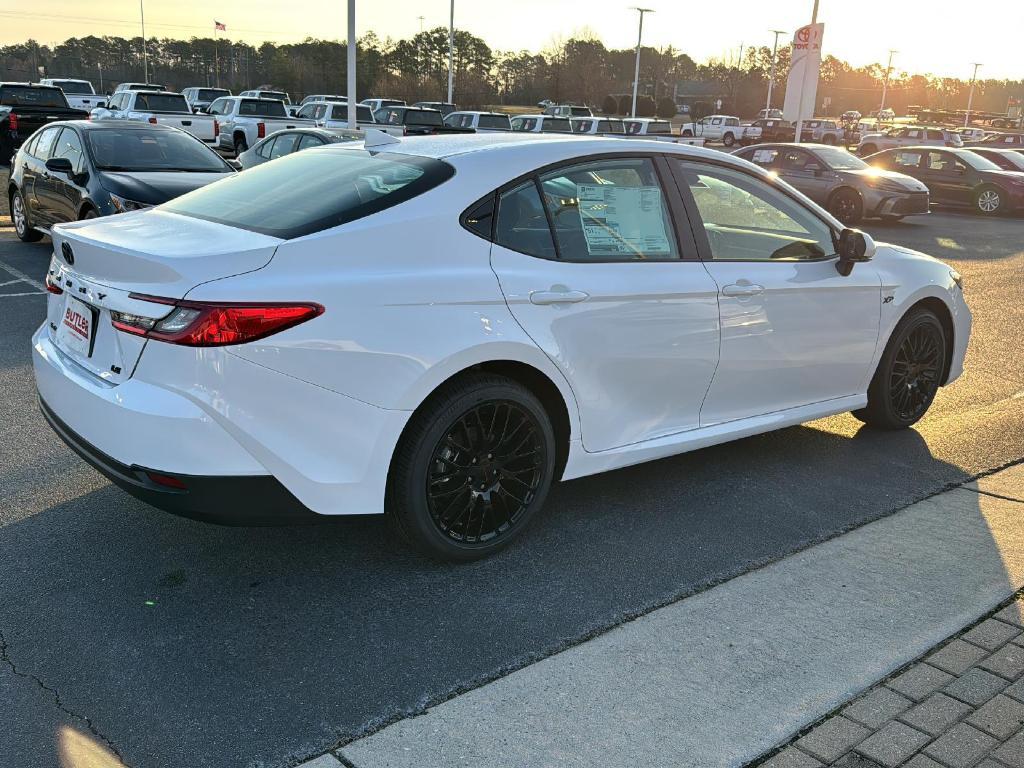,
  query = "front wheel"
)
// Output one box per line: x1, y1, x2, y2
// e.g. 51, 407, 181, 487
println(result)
828, 188, 863, 225
386, 374, 556, 561
10, 190, 42, 242
853, 307, 947, 429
